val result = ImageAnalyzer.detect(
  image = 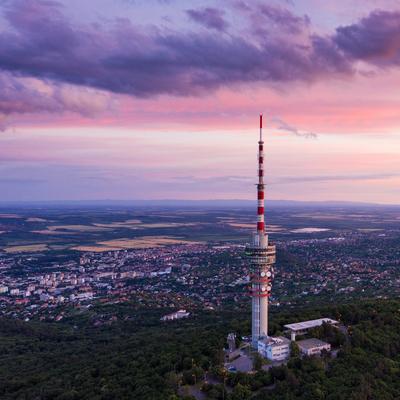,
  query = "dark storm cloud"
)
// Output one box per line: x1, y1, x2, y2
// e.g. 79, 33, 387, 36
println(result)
0, 0, 399, 110
186, 7, 228, 31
